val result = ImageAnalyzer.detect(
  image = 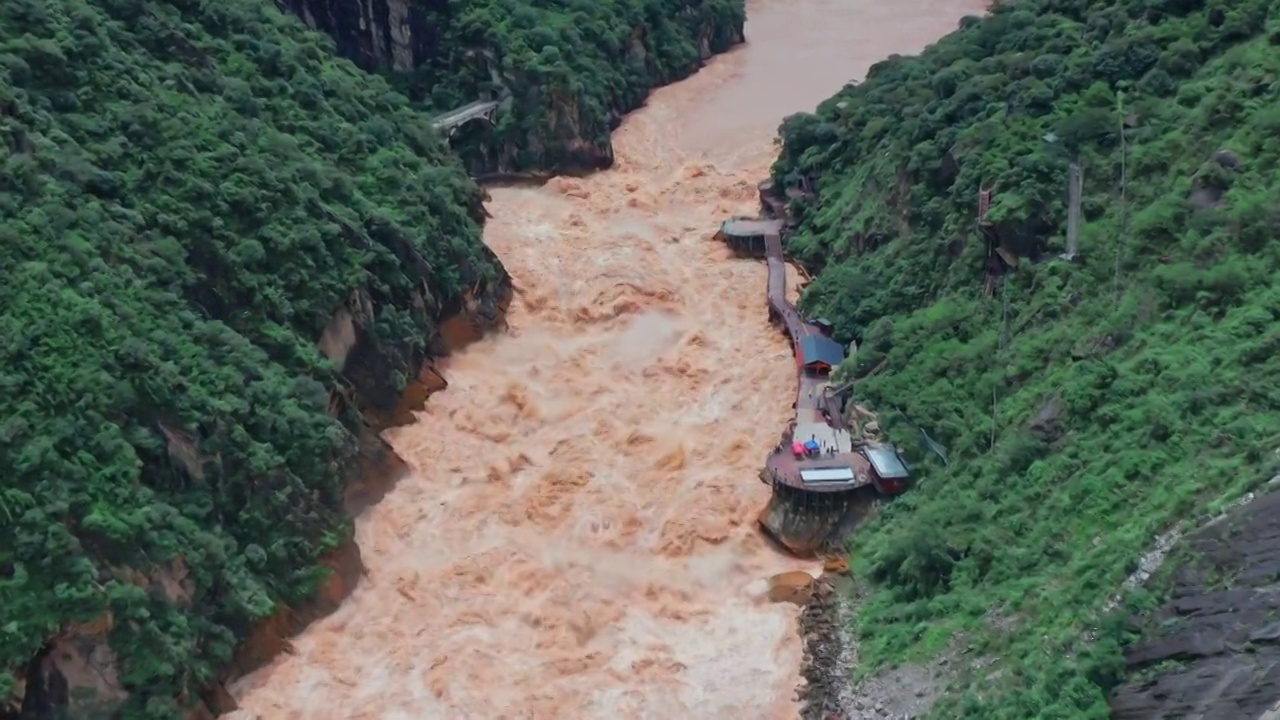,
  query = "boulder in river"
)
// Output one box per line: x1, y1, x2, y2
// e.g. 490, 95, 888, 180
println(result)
768, 571, 817, 605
